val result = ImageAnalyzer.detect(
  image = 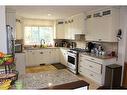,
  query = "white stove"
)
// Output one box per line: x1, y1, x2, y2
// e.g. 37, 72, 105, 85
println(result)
67, 48, 86, 74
